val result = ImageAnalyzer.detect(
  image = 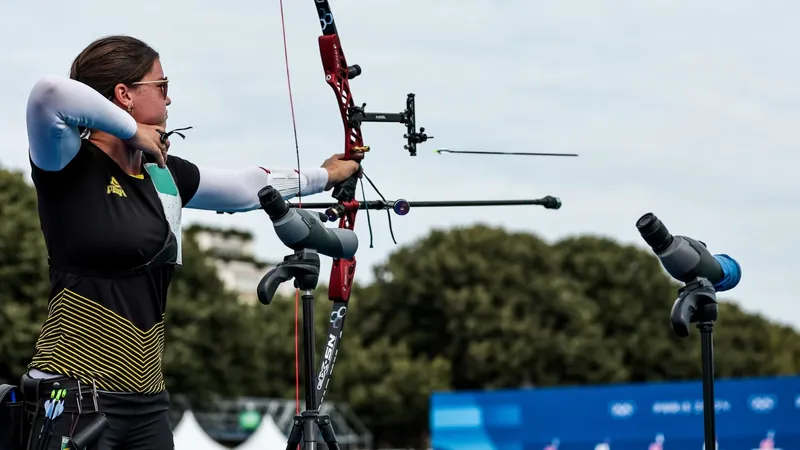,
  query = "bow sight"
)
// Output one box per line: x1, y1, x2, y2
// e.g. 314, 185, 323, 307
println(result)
345, 89, 432, 157
316, 4, 430, 158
